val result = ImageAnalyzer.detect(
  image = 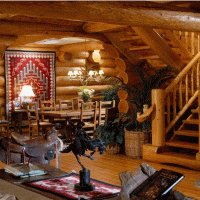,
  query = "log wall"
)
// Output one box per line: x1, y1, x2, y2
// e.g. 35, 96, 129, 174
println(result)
55, 49, 118, 104
1, 43, 138, 116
